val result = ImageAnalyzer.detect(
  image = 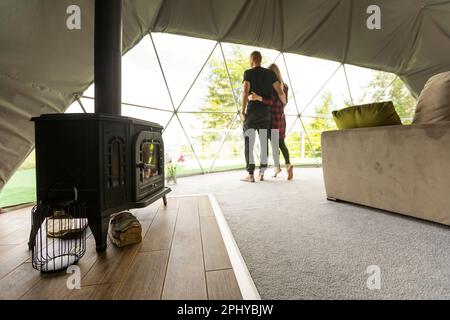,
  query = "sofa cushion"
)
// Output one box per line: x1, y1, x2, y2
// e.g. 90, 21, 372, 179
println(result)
413, 71, 450, 124
332, 101, 402, 129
